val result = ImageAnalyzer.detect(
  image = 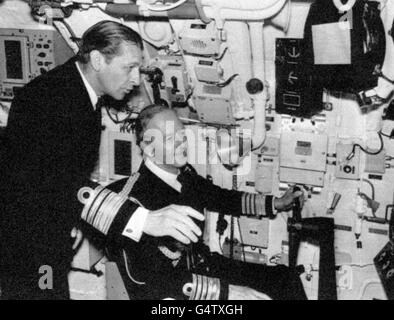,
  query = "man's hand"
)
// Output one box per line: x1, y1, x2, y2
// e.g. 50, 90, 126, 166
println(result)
228, 285, 271, 300
71, 227, 84, 251
274, 186, 304, 212
143, 205, 205, 245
